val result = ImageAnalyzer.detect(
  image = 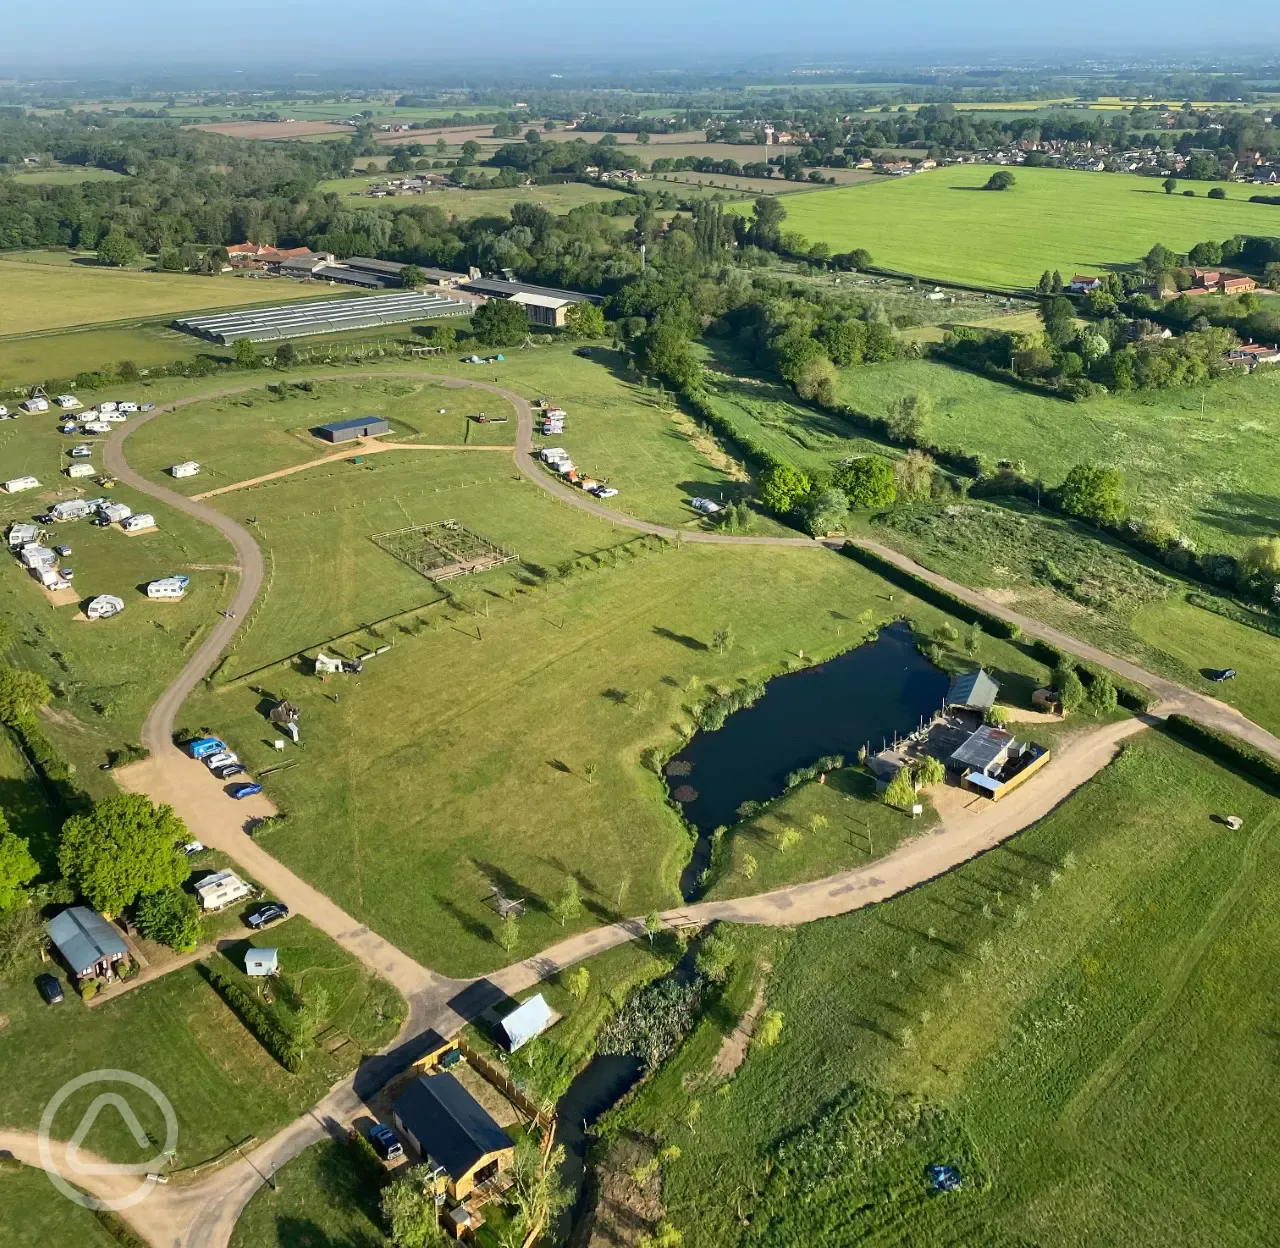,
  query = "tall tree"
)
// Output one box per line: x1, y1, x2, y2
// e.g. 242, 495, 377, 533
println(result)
58, 795, 189, 916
